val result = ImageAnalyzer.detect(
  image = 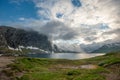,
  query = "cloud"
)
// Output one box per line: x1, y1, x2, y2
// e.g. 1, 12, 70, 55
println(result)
10, 0, 30, 5
33, 20, 79, 40
102, 28, 120, 42
19, 17, 25, 21
84, 37, 97, 42
8, 0, 120, 45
